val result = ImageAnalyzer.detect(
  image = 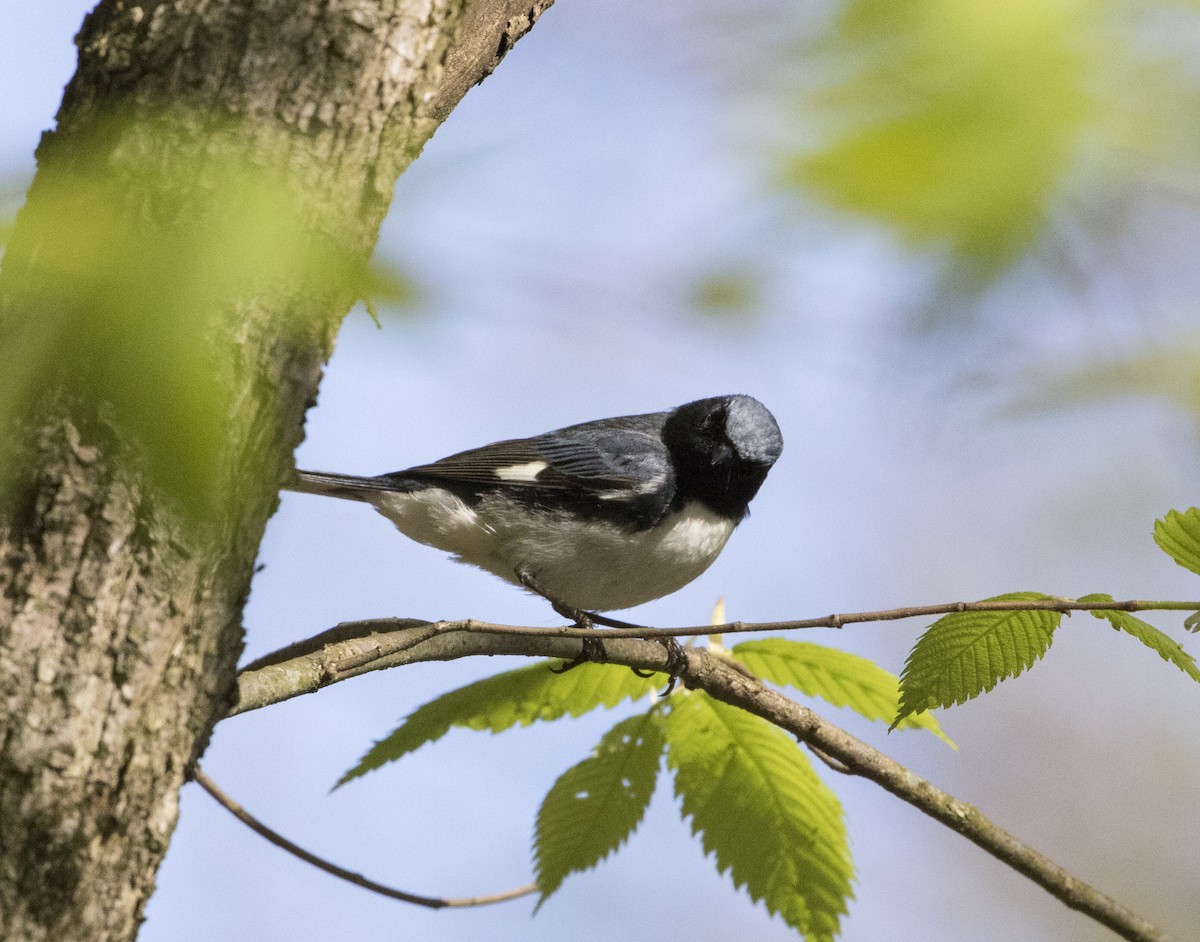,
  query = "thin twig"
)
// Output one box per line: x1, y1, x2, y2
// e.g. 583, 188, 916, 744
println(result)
239, 597, 1200, 657
448, 596, 1200, 640
804, 743, 854, 775
191, 765, 537, 909
231, 597, 1200, 714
